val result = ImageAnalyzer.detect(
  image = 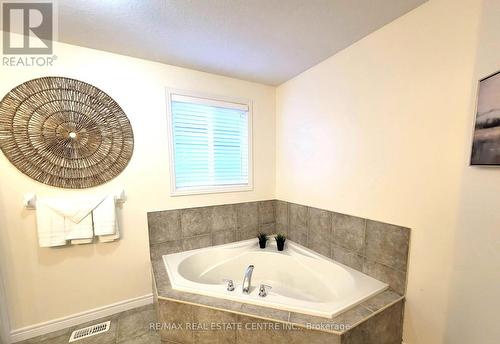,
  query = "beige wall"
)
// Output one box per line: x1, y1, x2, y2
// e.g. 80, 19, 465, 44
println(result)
444, 0, 500, 342
276, 0, 499, 343
0, 42, 276, 329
